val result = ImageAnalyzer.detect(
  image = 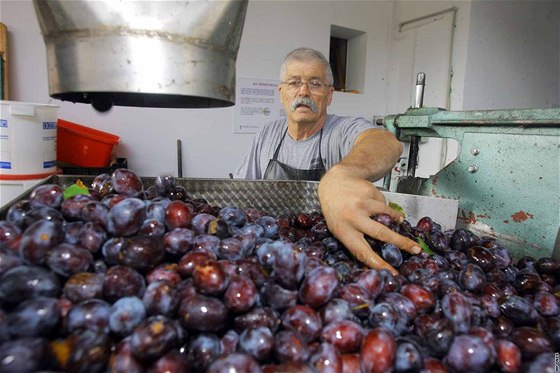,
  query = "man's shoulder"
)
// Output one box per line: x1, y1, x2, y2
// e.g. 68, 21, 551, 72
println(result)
325, 114, 374, 128
253, 118, 287, 142
261, 117, 287, 132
